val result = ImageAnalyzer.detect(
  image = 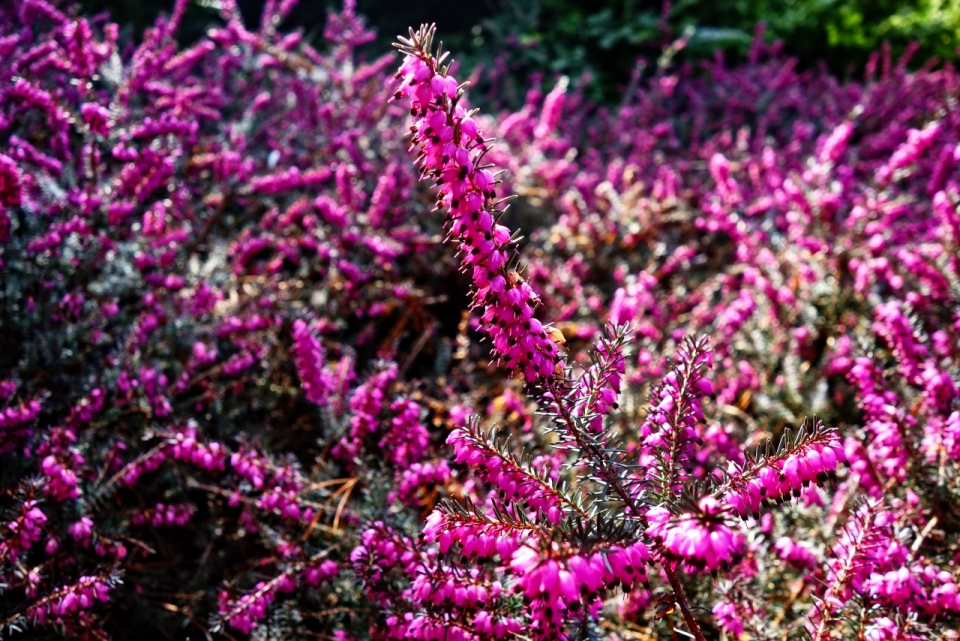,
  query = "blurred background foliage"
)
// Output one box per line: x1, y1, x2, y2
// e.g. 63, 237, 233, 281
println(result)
79, 0, 960, 104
